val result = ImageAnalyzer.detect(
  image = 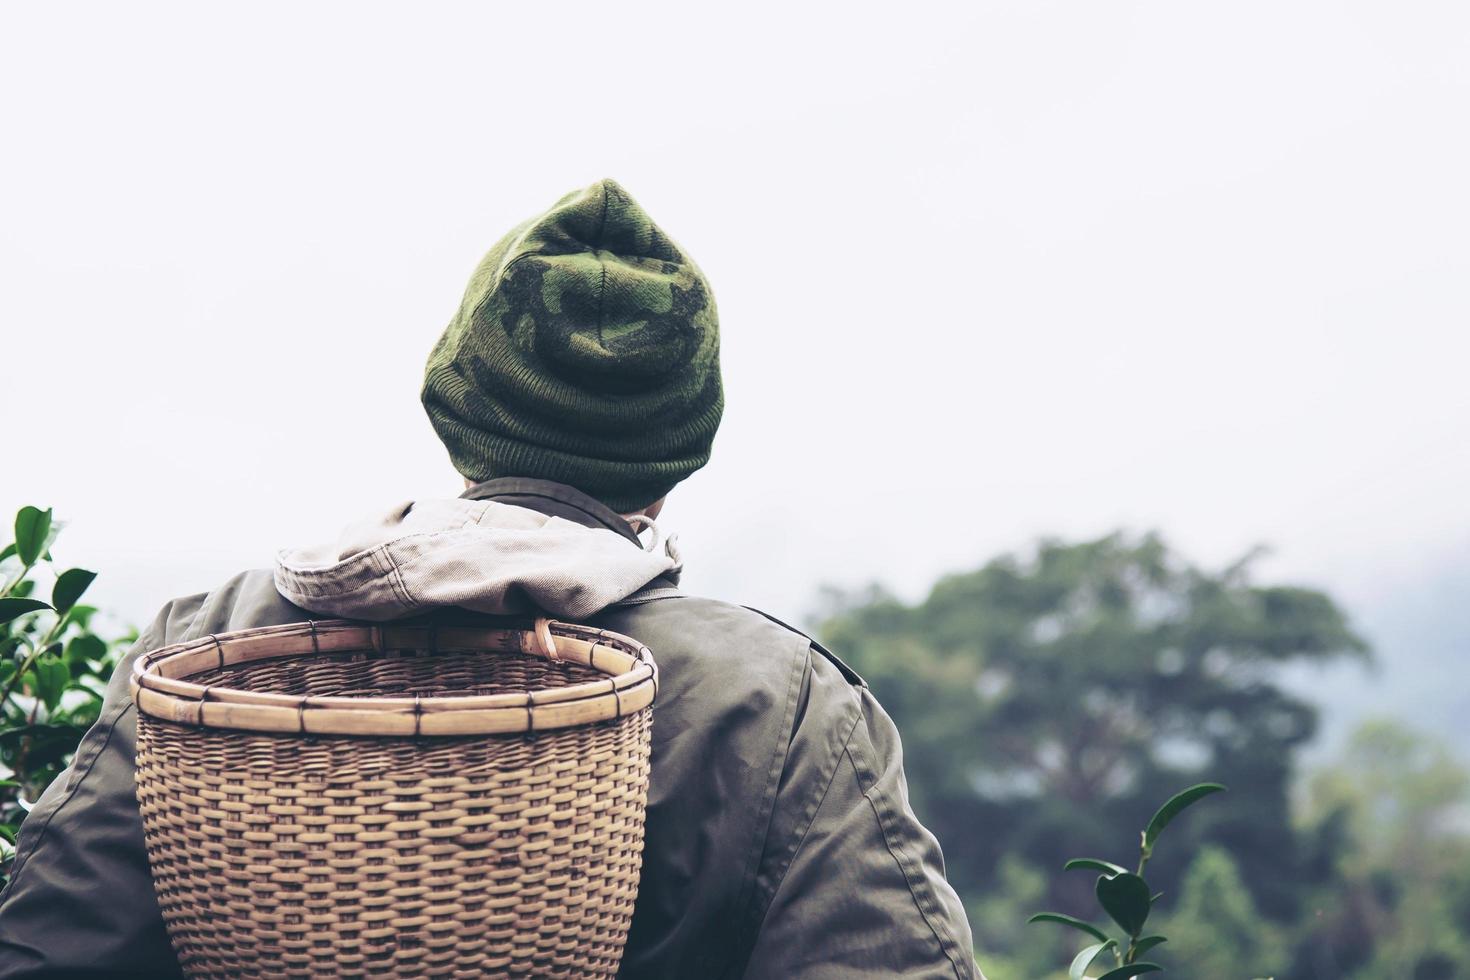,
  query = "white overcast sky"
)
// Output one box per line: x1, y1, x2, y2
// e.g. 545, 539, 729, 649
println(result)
3, 2, 1468, 728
